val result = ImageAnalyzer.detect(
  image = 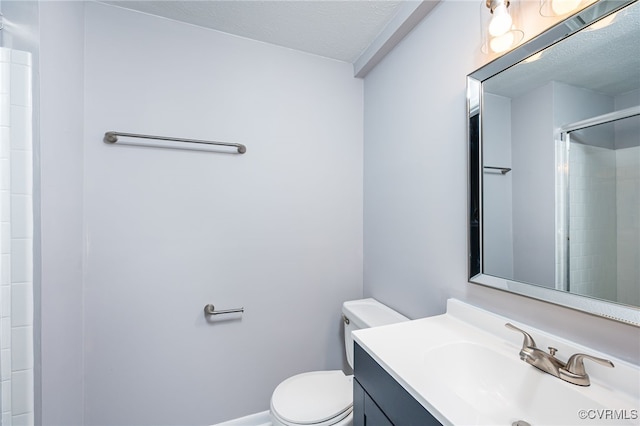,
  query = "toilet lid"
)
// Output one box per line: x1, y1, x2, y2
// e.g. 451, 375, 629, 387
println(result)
271, 371, 353, 425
